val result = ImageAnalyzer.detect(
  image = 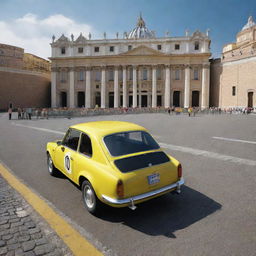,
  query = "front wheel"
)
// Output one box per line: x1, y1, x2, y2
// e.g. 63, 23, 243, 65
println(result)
82, 180, 102, 214
47, 153, 58, 176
